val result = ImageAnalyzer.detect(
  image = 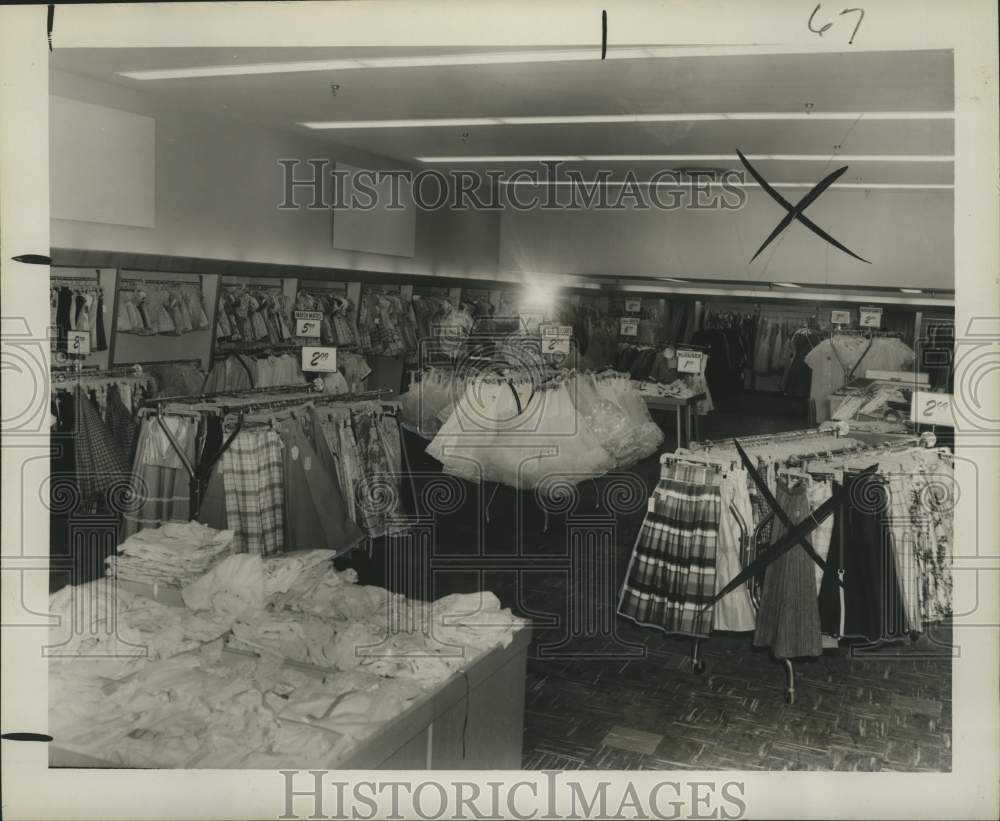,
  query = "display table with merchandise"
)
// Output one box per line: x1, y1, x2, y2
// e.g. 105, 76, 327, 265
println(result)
636, 386, 705, 448
48, 540, 530, 770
